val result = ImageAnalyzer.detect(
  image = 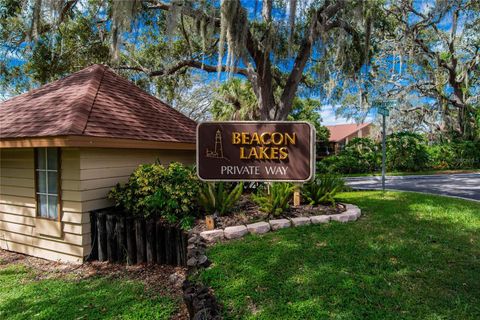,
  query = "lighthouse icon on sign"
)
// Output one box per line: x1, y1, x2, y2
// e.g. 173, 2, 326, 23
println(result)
206, 129, 225, 159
